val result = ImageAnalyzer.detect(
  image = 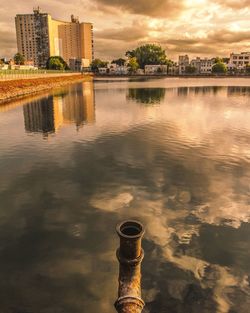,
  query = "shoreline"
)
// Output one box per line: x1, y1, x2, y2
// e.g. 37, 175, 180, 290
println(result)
0, 74, 92, 104
94, 74, 250, 80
